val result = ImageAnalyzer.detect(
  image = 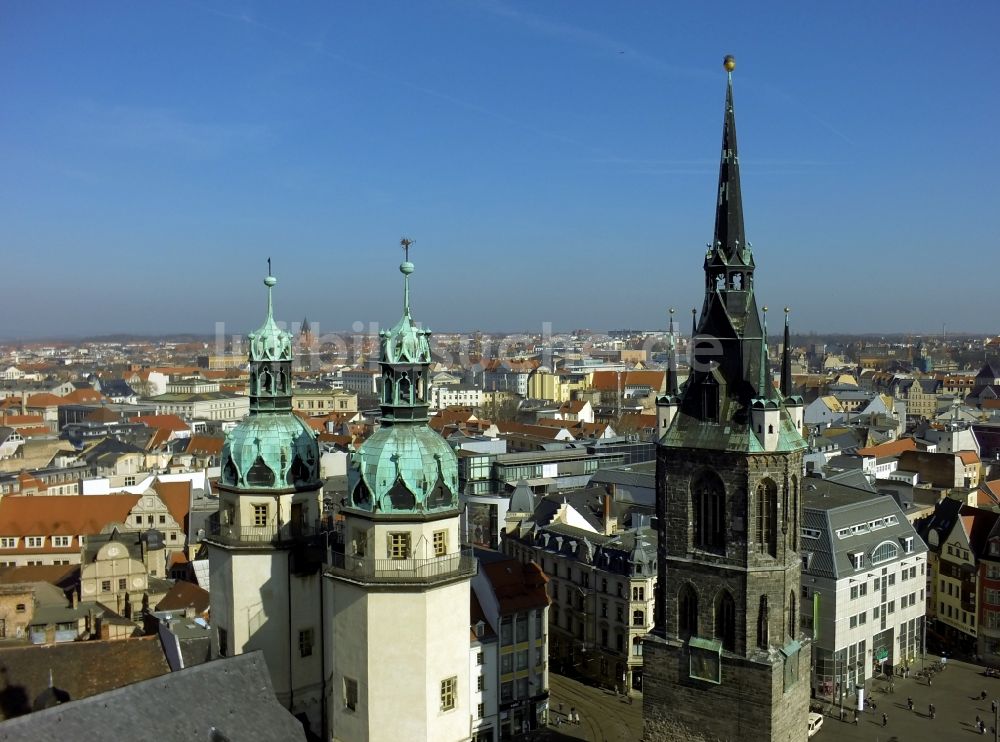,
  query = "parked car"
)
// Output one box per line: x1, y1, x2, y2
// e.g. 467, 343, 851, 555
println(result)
807, 712, 824, 737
